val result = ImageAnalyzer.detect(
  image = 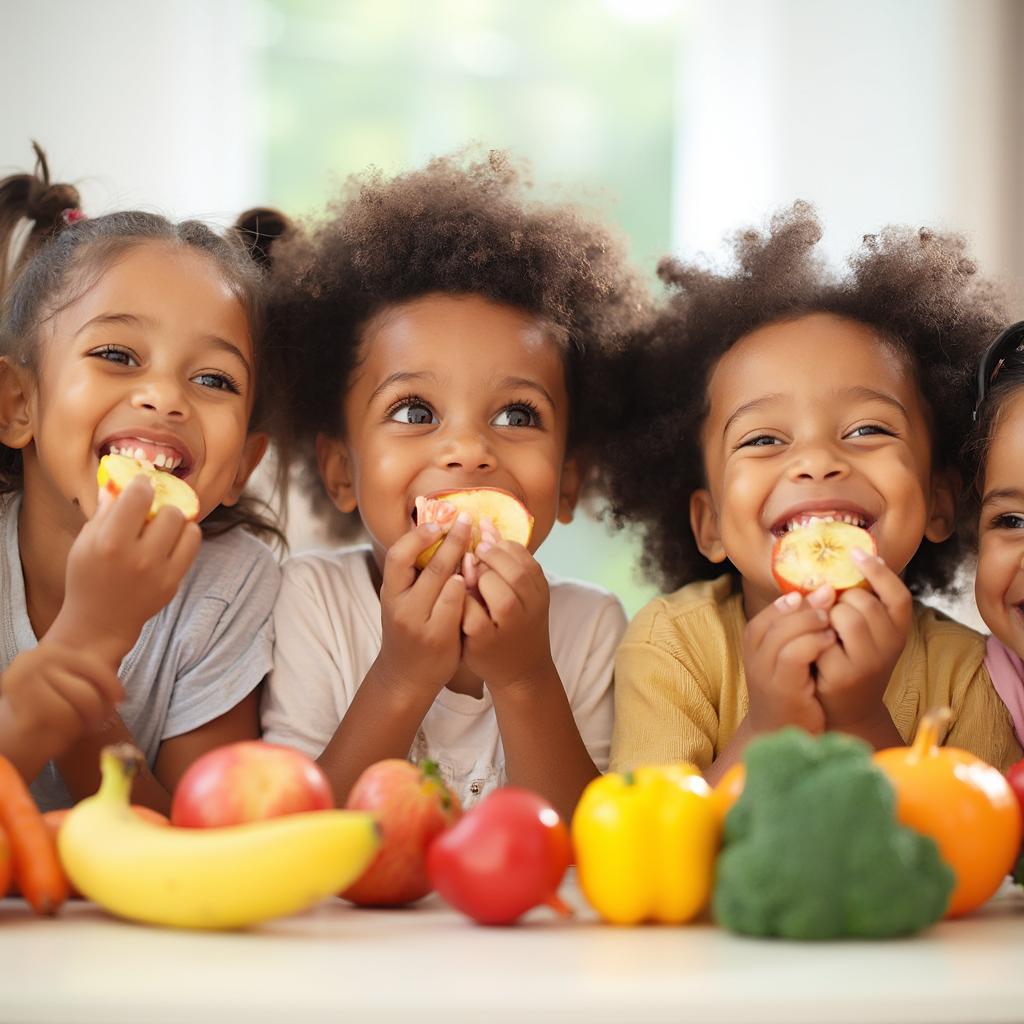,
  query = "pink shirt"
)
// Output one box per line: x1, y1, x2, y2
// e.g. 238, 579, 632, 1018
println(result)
984, 635, 1024, 749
